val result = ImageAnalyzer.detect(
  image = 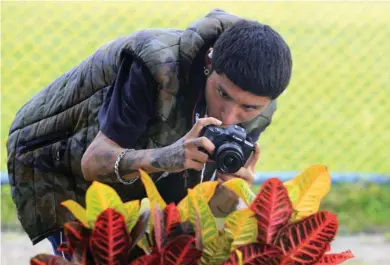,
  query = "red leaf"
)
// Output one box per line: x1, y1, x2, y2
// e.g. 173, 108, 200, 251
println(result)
71, 238, 94, 265
163, 203, 181, 239
90, 208, 131, 265
249, 178, 293, 244
161, 235, 202, 265
324, 243, 331, 253
152, 203, 165, 253
128, 253, 160, 265
30, 254, 71, 265
223, 243, 282, 265
63, 221, 91, 257
275, 211, 338, 265
56, 242, 71, 257
316, 250, 354, 265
